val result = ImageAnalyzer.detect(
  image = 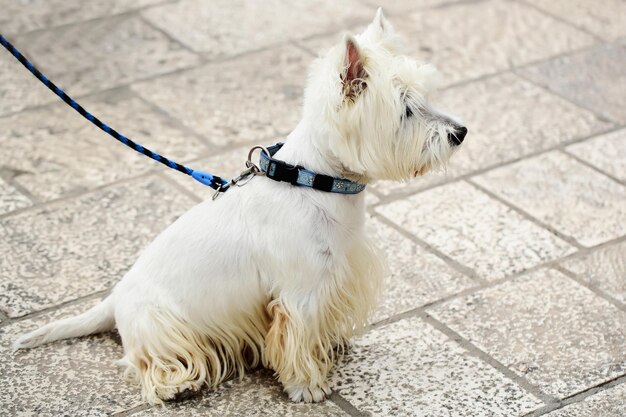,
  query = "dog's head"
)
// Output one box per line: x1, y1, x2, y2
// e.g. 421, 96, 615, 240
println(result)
303, 8, 466, 182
